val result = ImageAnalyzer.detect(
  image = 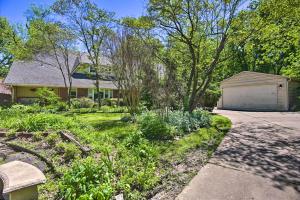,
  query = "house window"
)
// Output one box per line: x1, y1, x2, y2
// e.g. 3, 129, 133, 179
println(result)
89, 66, 96, 74
88, 89, 113, 101
88, 88, 94, 100
108, 90, 113, 98
70, 88, 77, 98
104, 89, 113, 99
